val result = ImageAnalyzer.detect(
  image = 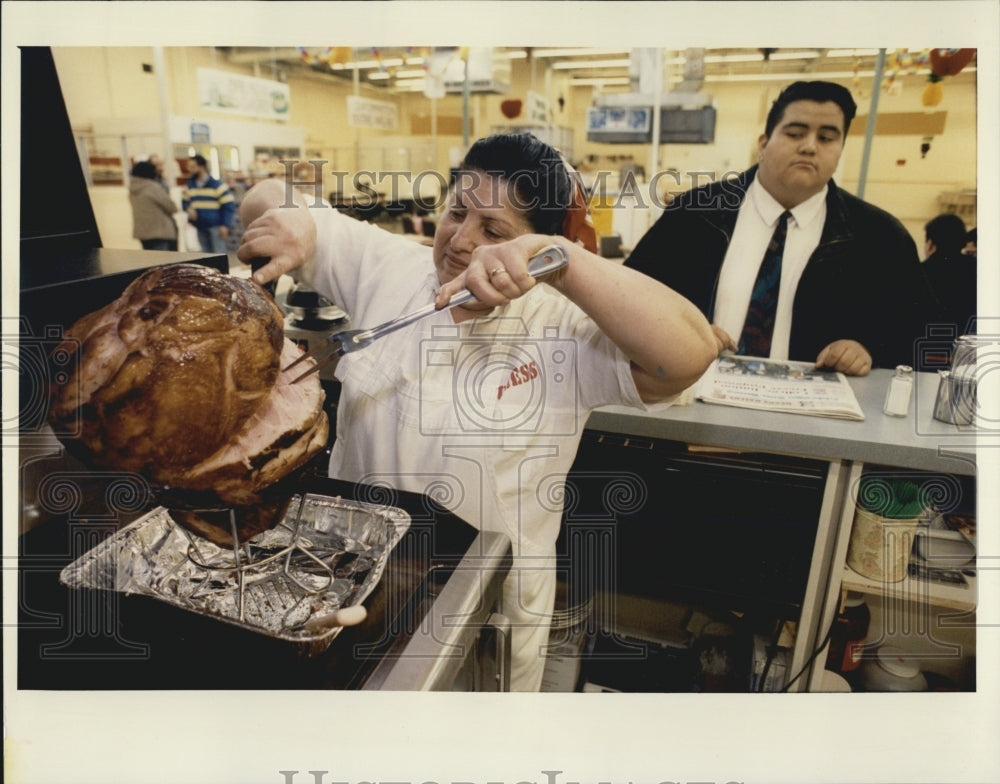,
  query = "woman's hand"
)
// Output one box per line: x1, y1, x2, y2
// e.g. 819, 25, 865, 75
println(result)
434, 235, 558, 311
236, 179, 316, 284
